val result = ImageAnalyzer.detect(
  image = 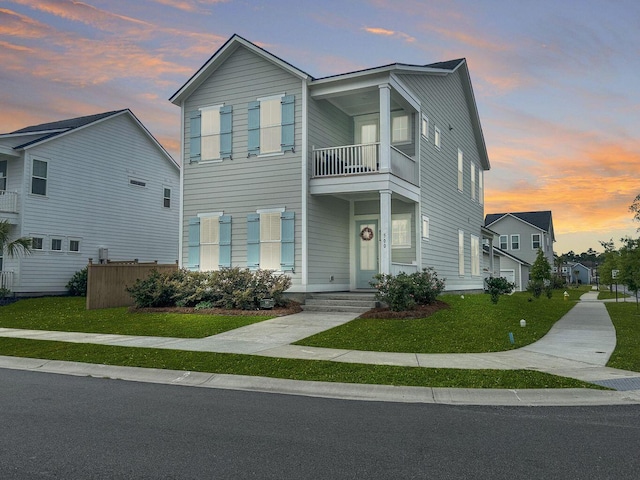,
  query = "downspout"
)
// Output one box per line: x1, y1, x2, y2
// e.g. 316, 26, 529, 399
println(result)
301, 79, 308, 289
178, 100, 185, 268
